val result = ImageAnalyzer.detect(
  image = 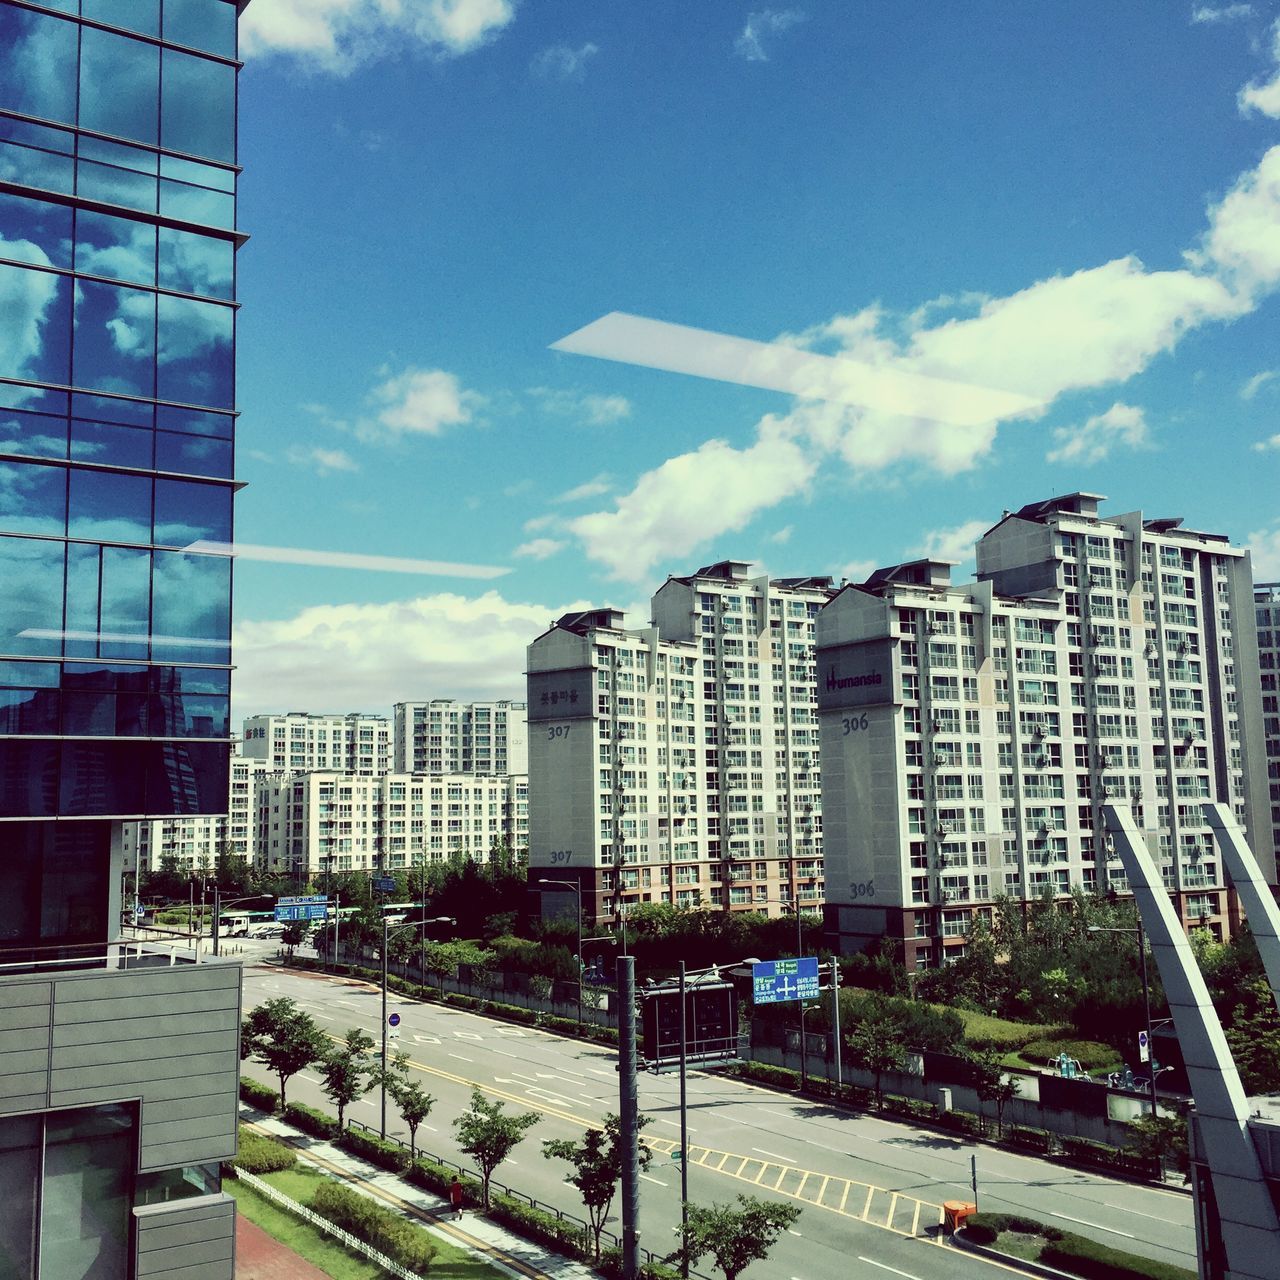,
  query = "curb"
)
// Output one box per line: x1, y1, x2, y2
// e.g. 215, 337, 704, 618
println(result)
953, 1228, 1081, 1280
